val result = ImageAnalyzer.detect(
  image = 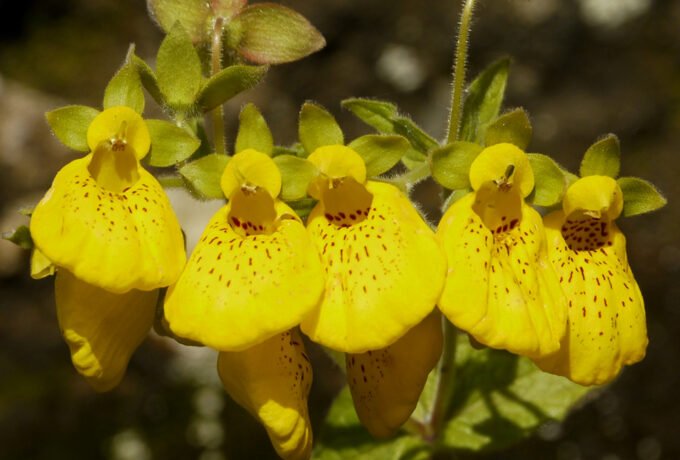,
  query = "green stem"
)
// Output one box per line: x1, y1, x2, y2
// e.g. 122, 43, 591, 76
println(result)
427, 320, 458, 439
211, 17, 227, 156
446, 0, 477, 144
